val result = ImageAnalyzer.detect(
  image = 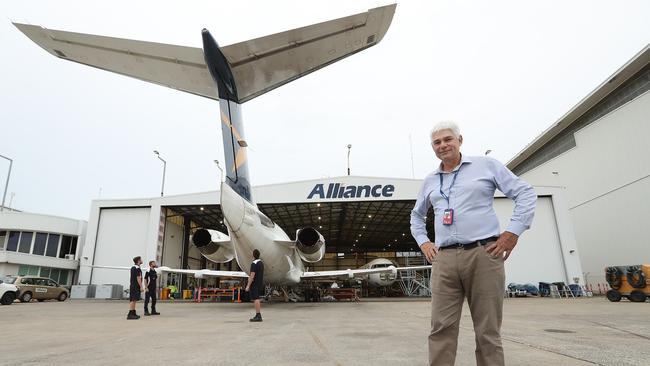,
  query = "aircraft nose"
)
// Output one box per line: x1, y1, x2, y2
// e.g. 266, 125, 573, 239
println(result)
220, 182, 245, 232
